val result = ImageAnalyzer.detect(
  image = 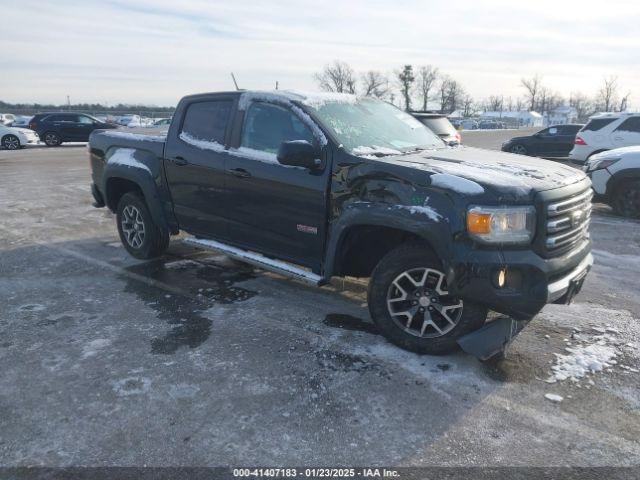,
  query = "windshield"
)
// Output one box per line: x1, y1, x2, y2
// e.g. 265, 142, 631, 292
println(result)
305, 97, 444, 156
